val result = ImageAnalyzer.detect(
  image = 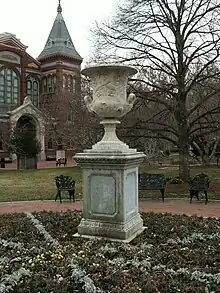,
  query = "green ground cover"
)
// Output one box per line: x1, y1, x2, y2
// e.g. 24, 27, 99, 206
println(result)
1, 211, 220, 292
